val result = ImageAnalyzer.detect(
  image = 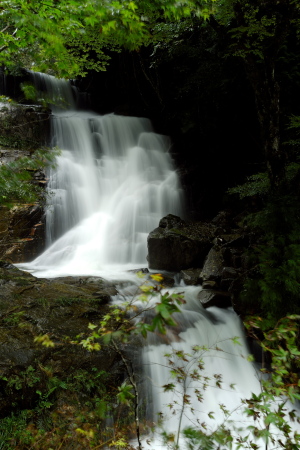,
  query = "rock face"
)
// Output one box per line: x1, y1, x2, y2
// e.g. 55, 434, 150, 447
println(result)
200, 240, 224, 283
148, 212, 251, 311
180, 268, 202, 285
147, 214, 215, 271
0, 102, 51, 262
0, 205, 45, 263
0, 103, 50, 151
